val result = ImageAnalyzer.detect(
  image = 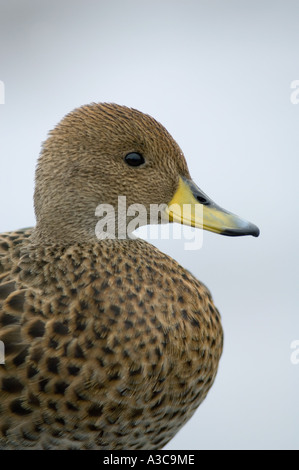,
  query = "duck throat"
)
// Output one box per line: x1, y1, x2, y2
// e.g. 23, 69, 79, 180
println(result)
94, 196, 168, 241
32, 199, 165, 245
